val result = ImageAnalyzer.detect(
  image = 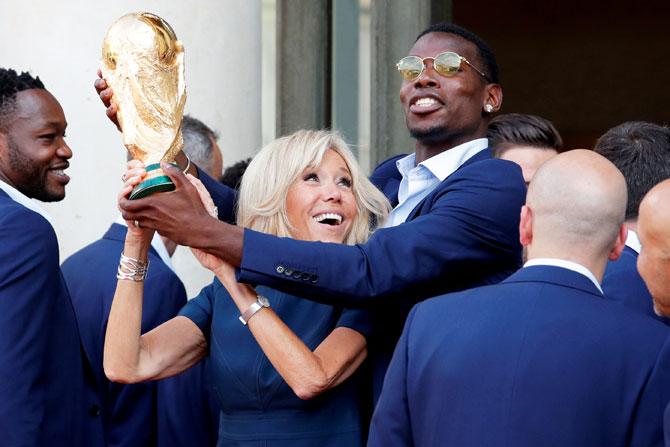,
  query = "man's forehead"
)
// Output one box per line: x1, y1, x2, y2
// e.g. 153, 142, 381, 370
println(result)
12, 89, 66, 128
409, 32, 477, 58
